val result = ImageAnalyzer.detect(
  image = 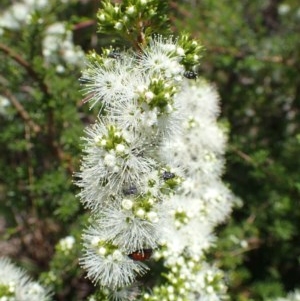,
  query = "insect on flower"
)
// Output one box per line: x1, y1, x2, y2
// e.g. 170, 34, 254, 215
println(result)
123, 185, 138, 195
128, 249, 153, 261
108, 50, 121, 59
184, 70, 198, 80
162, 171, 175, 180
